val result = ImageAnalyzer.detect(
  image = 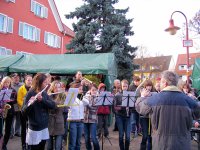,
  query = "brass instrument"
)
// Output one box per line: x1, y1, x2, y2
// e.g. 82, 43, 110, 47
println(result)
135, 78, 148, 97
2, 103, 11, 118
82, 77, 93, 84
